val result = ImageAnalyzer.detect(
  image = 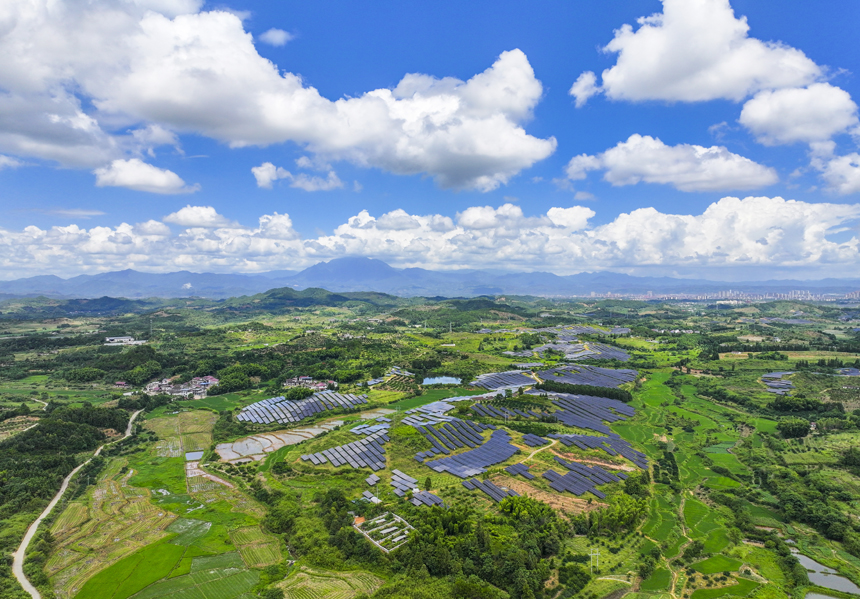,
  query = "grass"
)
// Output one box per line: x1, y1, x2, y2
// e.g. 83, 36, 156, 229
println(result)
703, 528, 731, 554
689, 578, 759, 599
386, 387, 477, 411
692, 555, 744, 574
74, 538, 185, 599
641, 567, 672, 591
127, 456, 187, 495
